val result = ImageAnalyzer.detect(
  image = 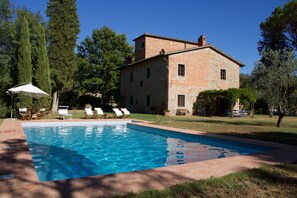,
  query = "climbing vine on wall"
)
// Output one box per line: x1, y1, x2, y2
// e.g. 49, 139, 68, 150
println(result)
198, 88, 257, 117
